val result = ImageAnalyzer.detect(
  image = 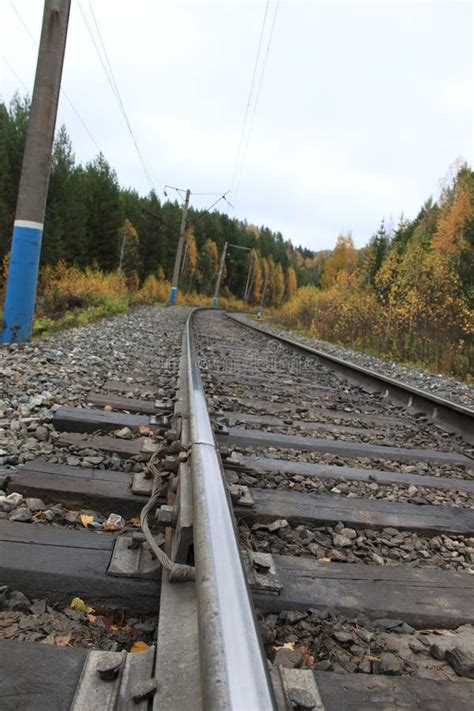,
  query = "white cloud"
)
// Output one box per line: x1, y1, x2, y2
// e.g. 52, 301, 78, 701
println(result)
0, 0, 471, 251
